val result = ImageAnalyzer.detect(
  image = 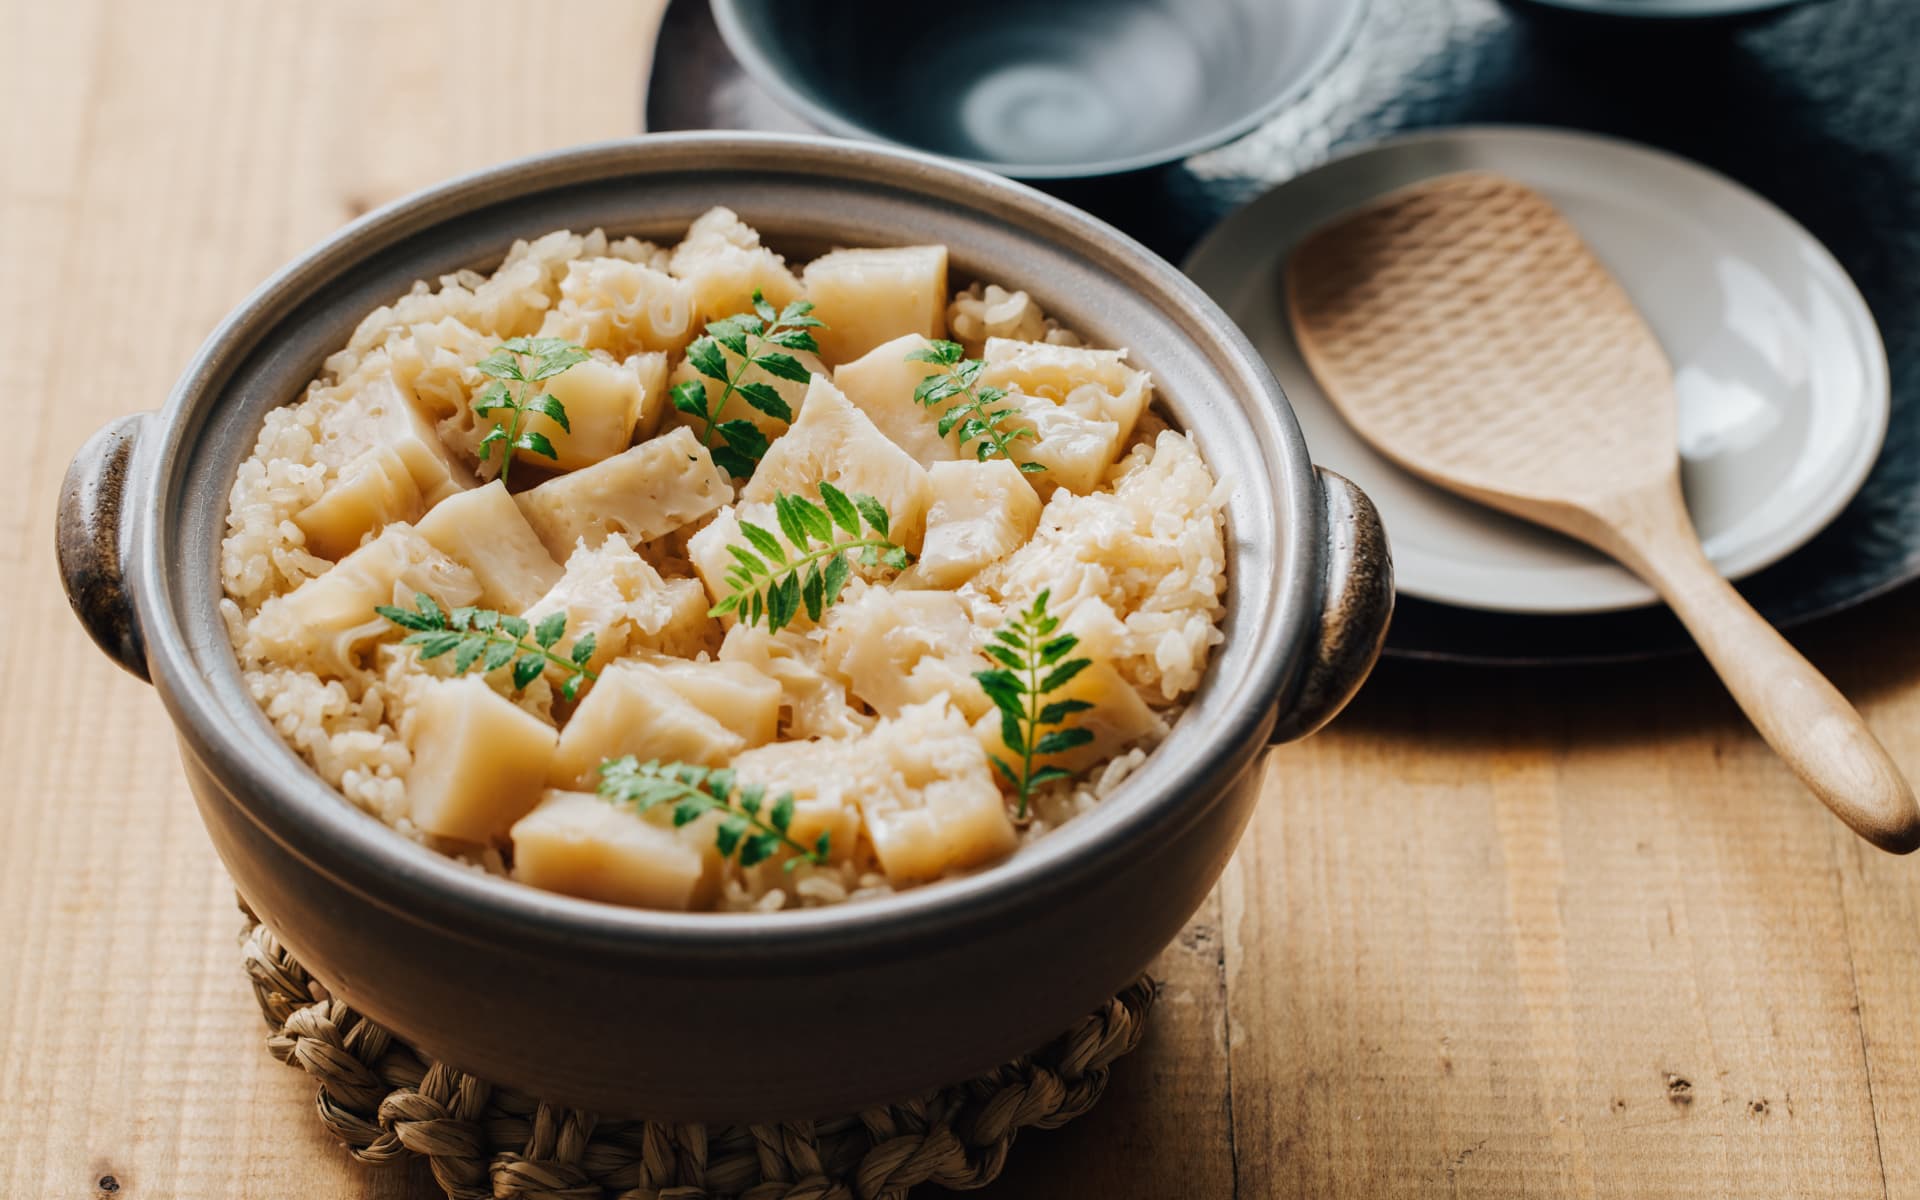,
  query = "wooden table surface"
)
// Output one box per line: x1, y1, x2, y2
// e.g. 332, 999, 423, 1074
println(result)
7, 2, 1920, 1196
